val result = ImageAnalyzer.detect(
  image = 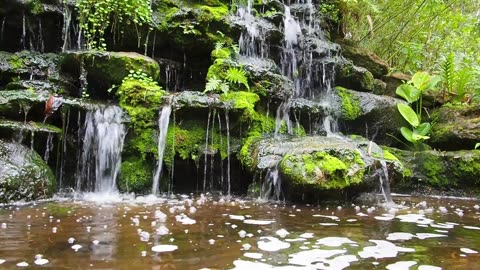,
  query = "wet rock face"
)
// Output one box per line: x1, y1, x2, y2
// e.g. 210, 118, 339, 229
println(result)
335, 62, 374, 92
387, 147, 480, 194
244, 136, 396, 195
430, 104, 480, 150
337, 41, 389, 78
0, 139, 56, 203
